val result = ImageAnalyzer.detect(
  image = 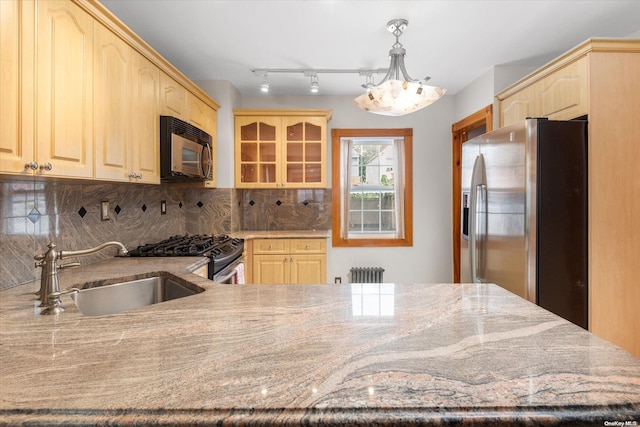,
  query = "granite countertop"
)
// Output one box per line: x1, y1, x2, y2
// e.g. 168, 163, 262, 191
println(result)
232, 229, 330, 239
1, 257, 639, 426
